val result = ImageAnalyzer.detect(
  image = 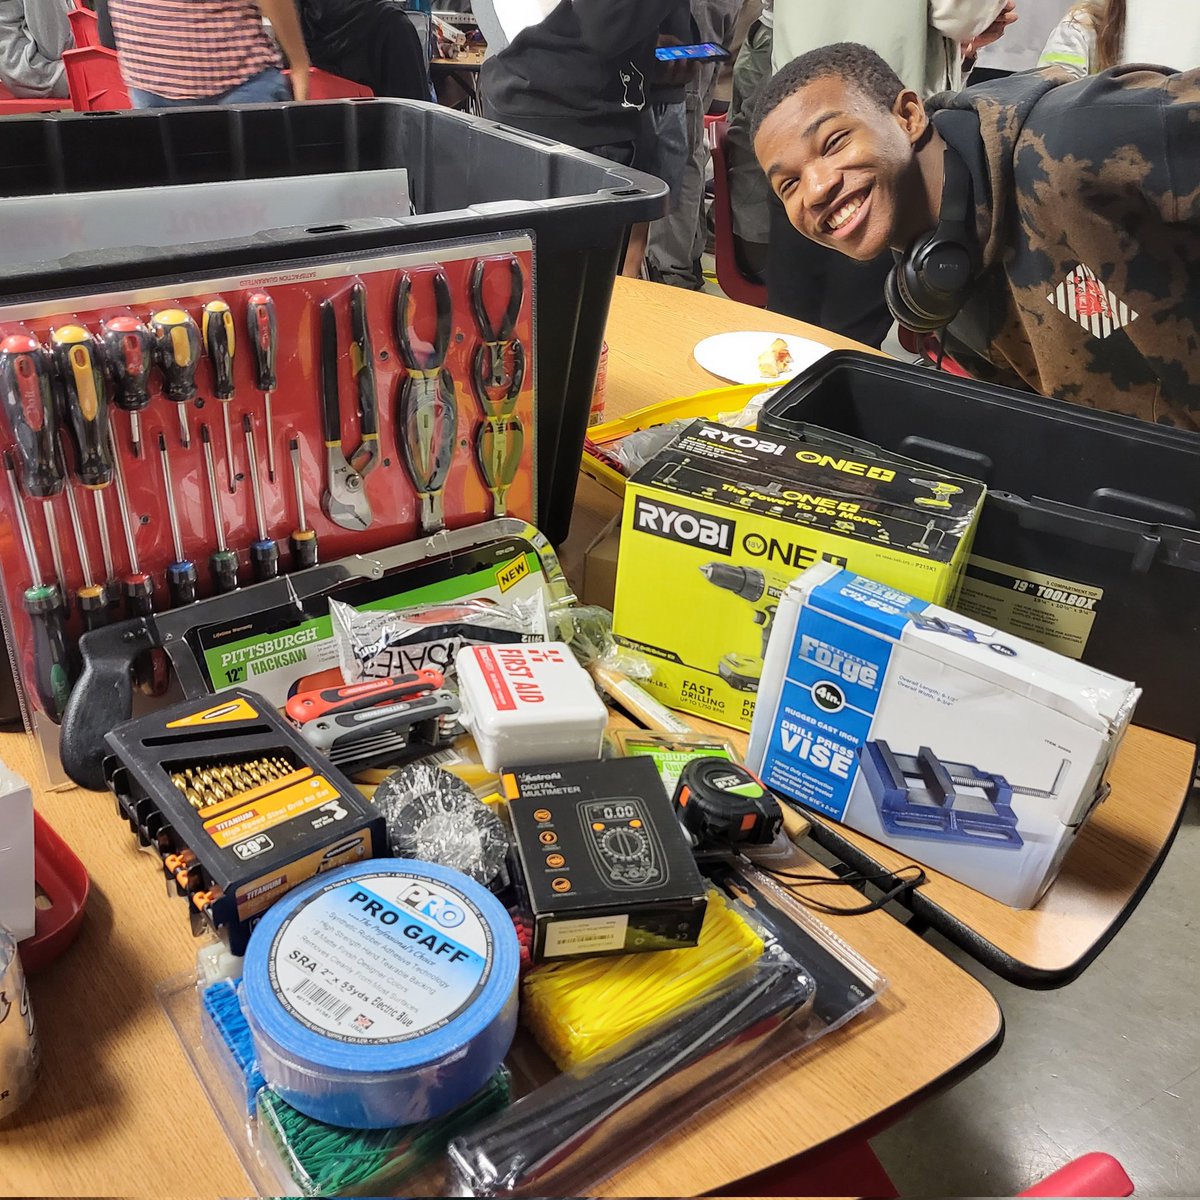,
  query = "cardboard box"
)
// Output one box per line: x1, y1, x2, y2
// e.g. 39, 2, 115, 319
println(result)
0, 756, 34, 940
746, 563, 1140, 908
613, 421, 985, 730
506, 758, 707, 960
581, 516, 621, 611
